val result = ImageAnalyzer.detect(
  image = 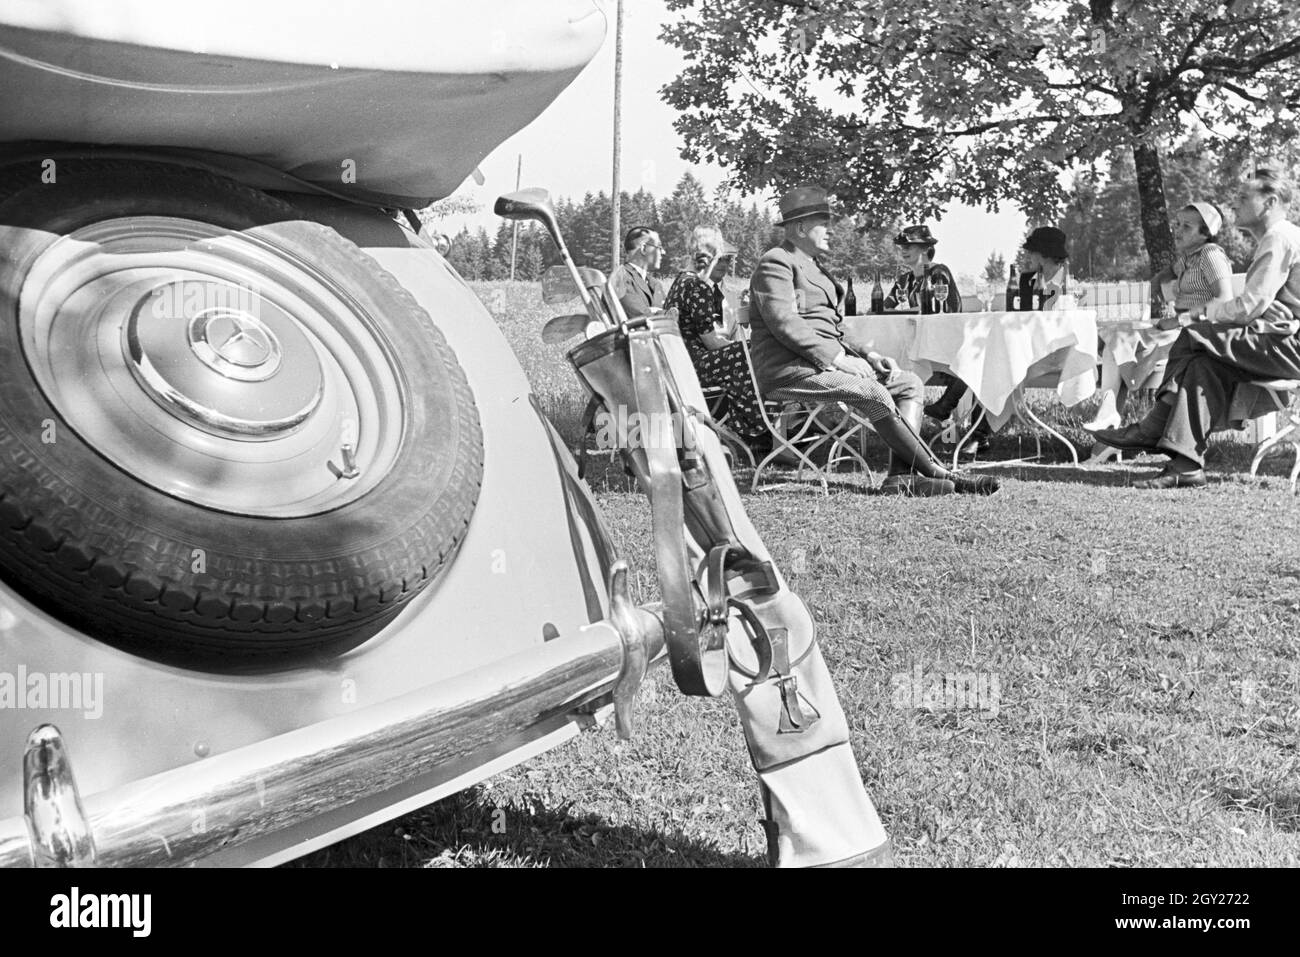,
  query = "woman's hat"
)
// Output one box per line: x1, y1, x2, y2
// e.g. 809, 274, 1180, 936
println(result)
776, 186, 834, 226
1186, 201, 1223, 236
1023, 226, 1069, 260
894, 224, 938, 247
